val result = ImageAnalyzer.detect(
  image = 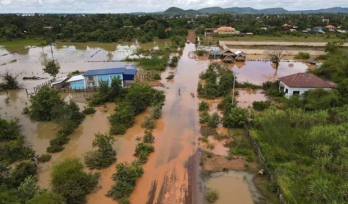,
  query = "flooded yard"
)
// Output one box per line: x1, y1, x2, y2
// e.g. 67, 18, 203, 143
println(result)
205, 171, 263, 204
